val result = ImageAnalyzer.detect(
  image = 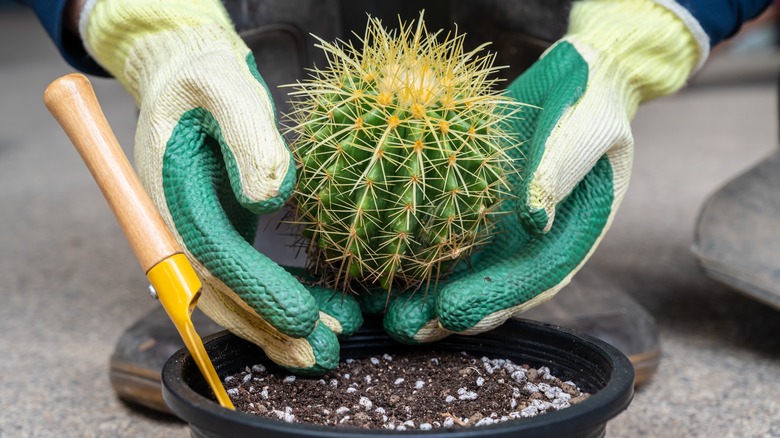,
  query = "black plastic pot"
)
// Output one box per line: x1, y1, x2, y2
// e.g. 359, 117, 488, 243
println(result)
162, 319, 634, 438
